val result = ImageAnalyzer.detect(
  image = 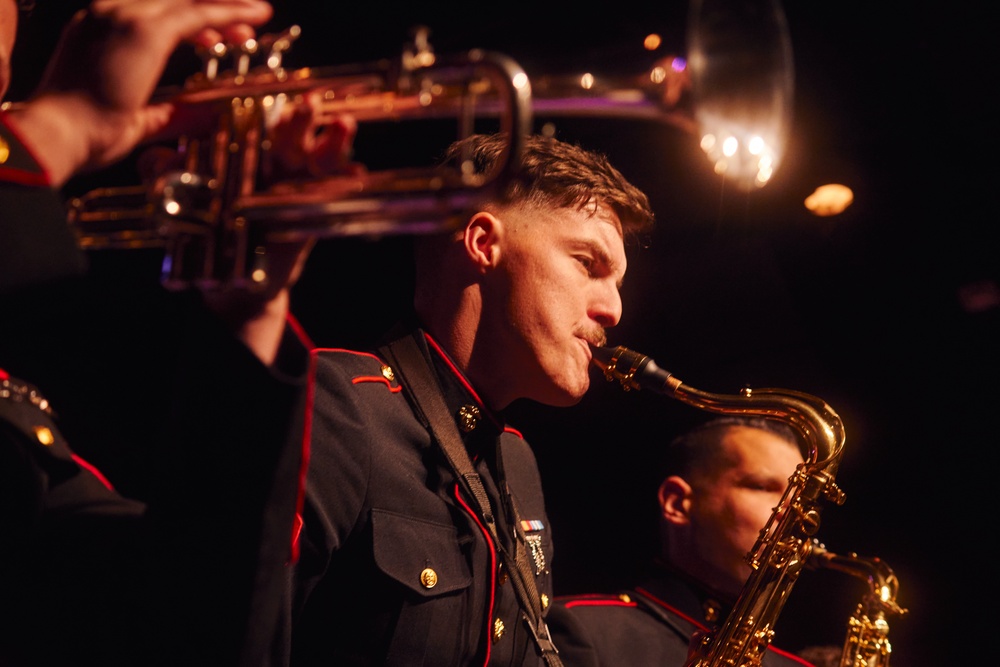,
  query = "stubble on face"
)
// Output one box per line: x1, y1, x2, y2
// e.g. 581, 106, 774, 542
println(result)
493, 202, 625, 407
